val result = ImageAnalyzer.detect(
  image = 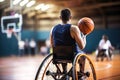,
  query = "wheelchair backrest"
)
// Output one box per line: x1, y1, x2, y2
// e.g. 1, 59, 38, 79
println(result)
53, 46, 75, 63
